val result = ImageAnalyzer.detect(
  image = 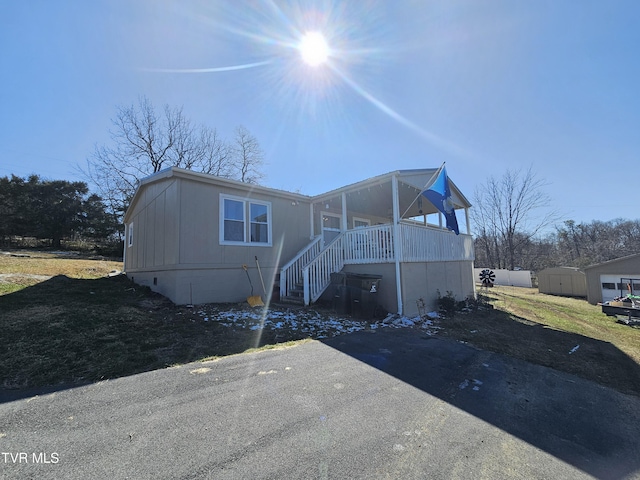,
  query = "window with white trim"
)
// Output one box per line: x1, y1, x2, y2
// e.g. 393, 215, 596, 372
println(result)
353, 217, 371, 228
220, 195, 271, 246
250, 203, 269, 243
223, 198, 245, 242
